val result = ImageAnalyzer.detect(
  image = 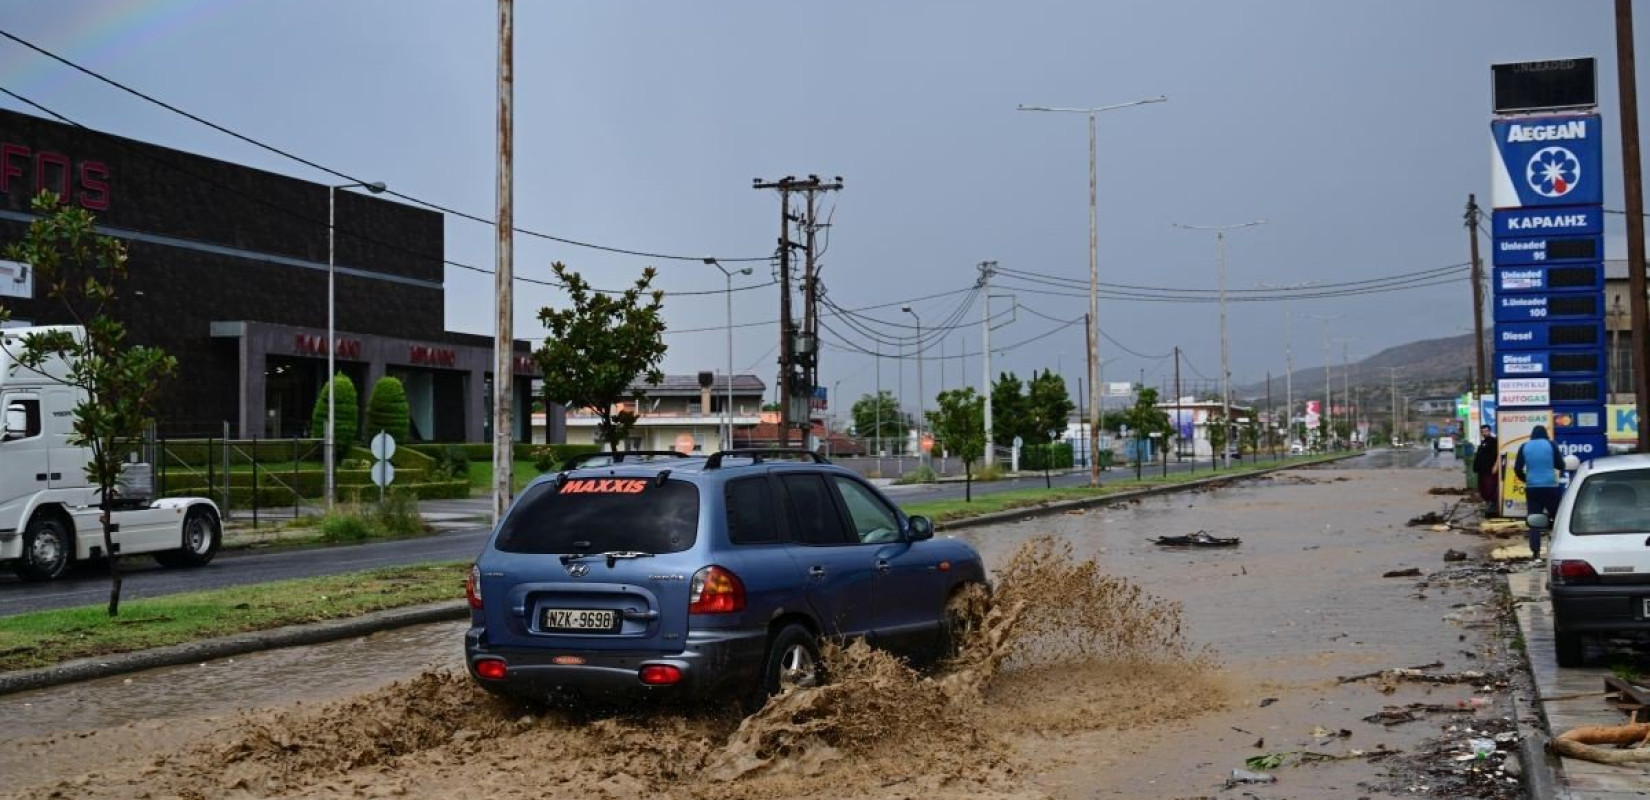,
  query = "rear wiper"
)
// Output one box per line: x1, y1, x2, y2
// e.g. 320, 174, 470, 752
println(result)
559, 551, 656, 568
